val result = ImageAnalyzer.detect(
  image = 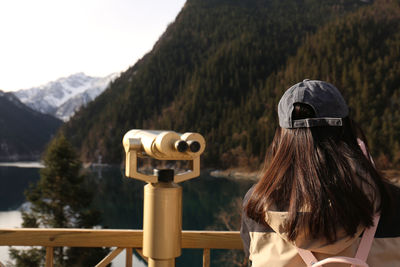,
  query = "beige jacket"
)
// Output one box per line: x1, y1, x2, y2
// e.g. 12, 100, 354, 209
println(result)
240, 184, 400, 267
